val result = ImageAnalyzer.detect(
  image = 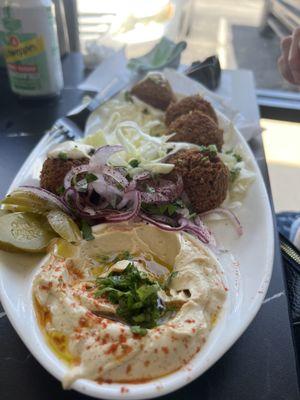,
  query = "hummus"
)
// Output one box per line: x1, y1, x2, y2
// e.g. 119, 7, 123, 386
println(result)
33, 223, 226, 387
